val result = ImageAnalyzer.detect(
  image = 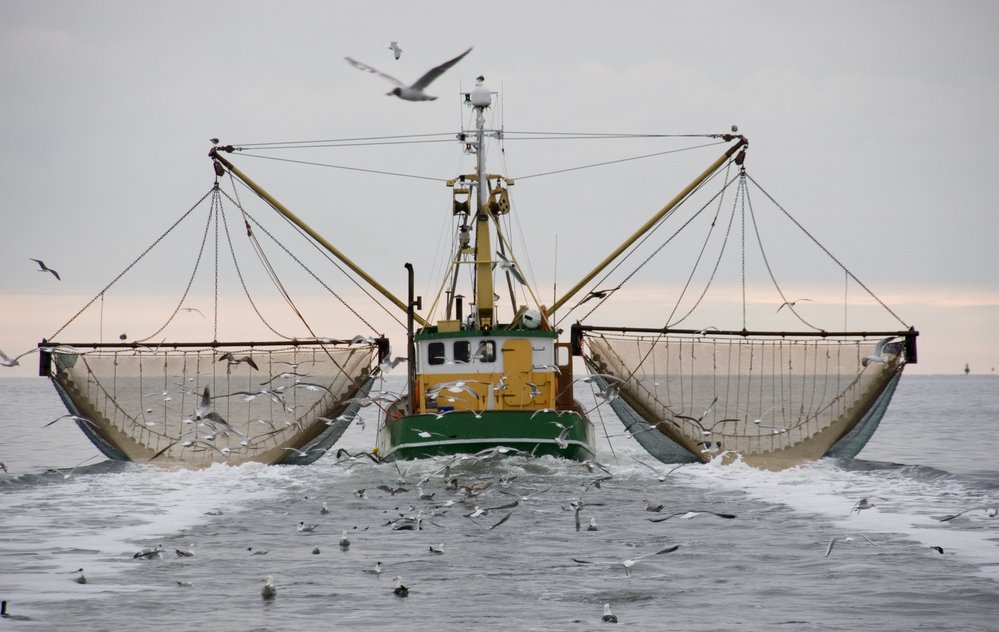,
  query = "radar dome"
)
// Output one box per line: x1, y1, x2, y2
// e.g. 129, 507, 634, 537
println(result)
523, 308, 541, 329
470, 76, 491, 107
